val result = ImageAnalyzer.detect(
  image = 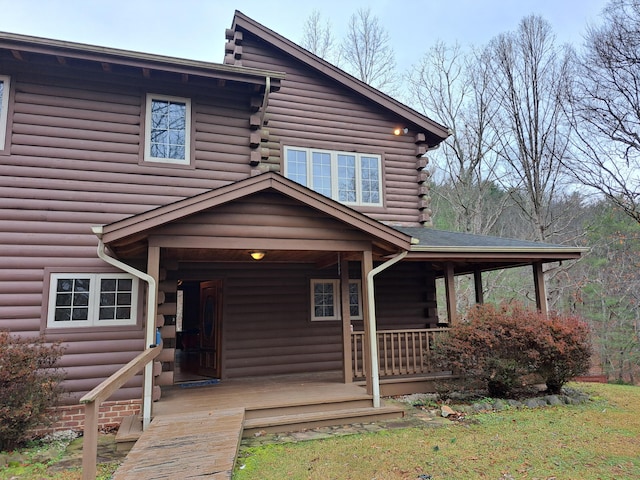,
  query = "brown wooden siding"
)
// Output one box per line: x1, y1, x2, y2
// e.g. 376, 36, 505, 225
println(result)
170, 261, 437, 380
229, 33, 424, 226
0, 65, 258, 400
